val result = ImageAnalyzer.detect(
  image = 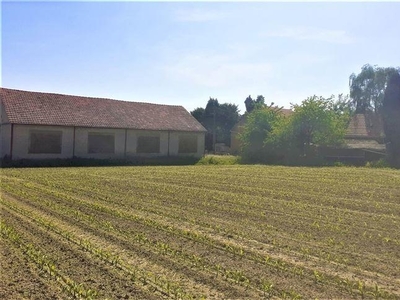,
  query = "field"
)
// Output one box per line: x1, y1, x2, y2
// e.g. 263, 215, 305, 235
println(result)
1, 165, 400, 299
